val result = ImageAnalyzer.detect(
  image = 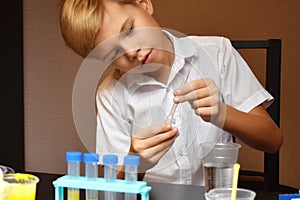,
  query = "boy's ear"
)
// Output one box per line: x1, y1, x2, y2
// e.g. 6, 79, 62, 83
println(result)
136, 0, 154, 15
